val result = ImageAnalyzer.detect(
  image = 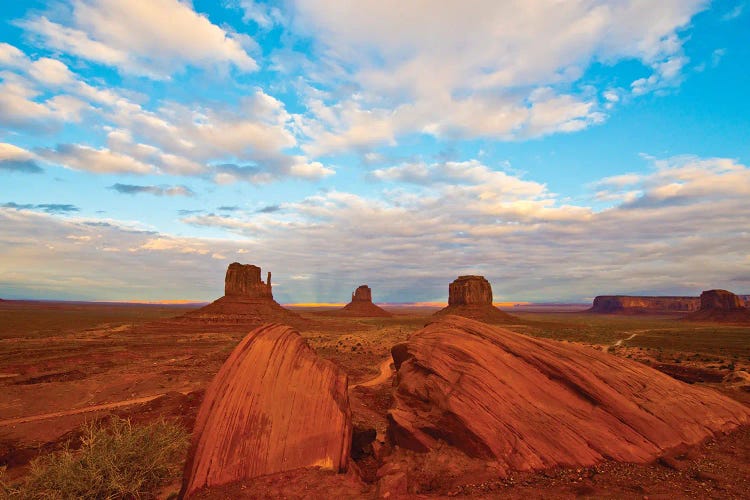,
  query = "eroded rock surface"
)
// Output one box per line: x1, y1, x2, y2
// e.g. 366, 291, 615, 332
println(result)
182, 324, 352, 497
331, 285, 392, 318
388, 316, 750, 474
434, 276, 516, 323
687, 289, 750, 323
